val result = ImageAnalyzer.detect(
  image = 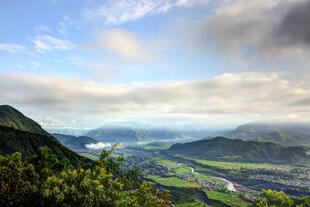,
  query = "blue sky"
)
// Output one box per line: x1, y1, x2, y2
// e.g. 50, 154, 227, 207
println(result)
1, 0, 310, 130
